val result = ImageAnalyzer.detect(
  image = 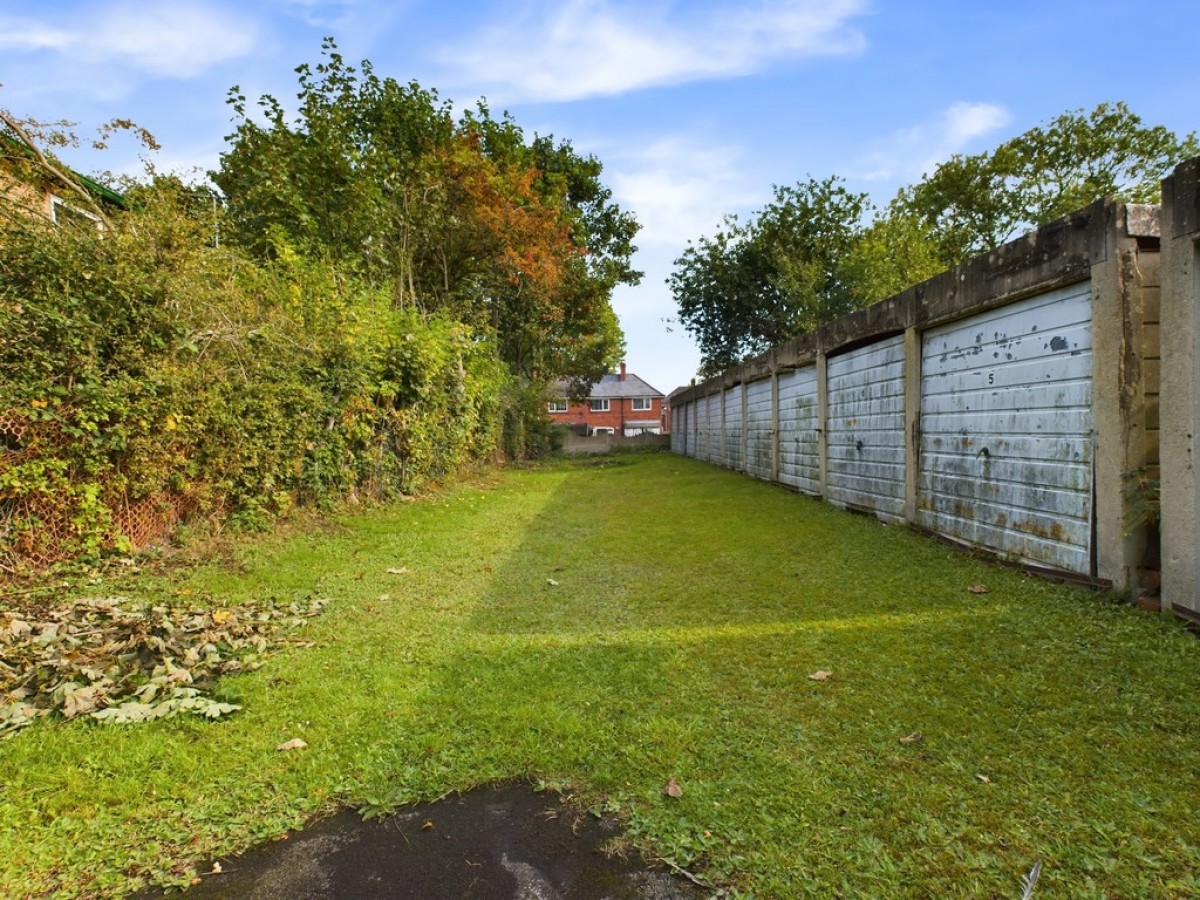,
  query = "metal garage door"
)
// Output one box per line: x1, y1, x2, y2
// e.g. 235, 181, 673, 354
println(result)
778, 365, 820, 494
671, 402, 687, 455
723, 385, 743, 470
745, 378, 773, 479
919, 282, 1093, 574
827, 335, 907, 521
